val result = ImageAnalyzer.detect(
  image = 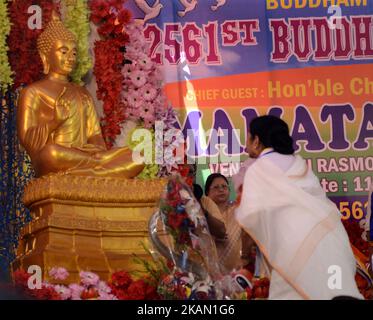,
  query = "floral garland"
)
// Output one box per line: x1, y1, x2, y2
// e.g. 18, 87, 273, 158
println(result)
13, 264, 270, 300
115, 21, 186, 178
63, 0, 92, 84
7, 0, 60, 89
120, 22, 167, 128
342, 219, 370, 257
0, 0, 13, 93
89, 0, 131, 148
342, 219, 373, 299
